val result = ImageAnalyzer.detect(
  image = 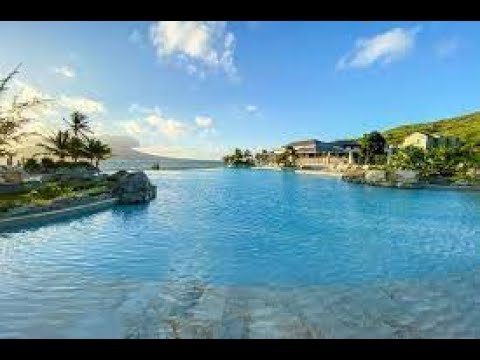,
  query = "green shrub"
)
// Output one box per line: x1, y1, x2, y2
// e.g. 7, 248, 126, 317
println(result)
54, 160, 96, 170
0, 200, 18, 213
28, 182, 73, 201
24, 158, 42, 173
41, 157, 56, 170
